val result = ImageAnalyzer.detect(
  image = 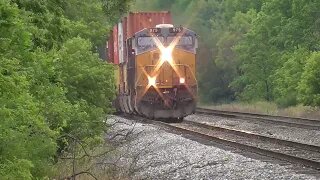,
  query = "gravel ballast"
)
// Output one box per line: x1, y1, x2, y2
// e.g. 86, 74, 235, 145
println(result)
103, 115, 318, 180
185, 114, 320, 146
